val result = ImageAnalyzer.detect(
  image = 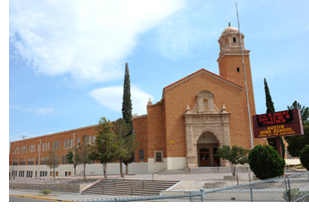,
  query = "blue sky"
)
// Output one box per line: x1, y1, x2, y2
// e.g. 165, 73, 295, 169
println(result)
7, 0, 309, 143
